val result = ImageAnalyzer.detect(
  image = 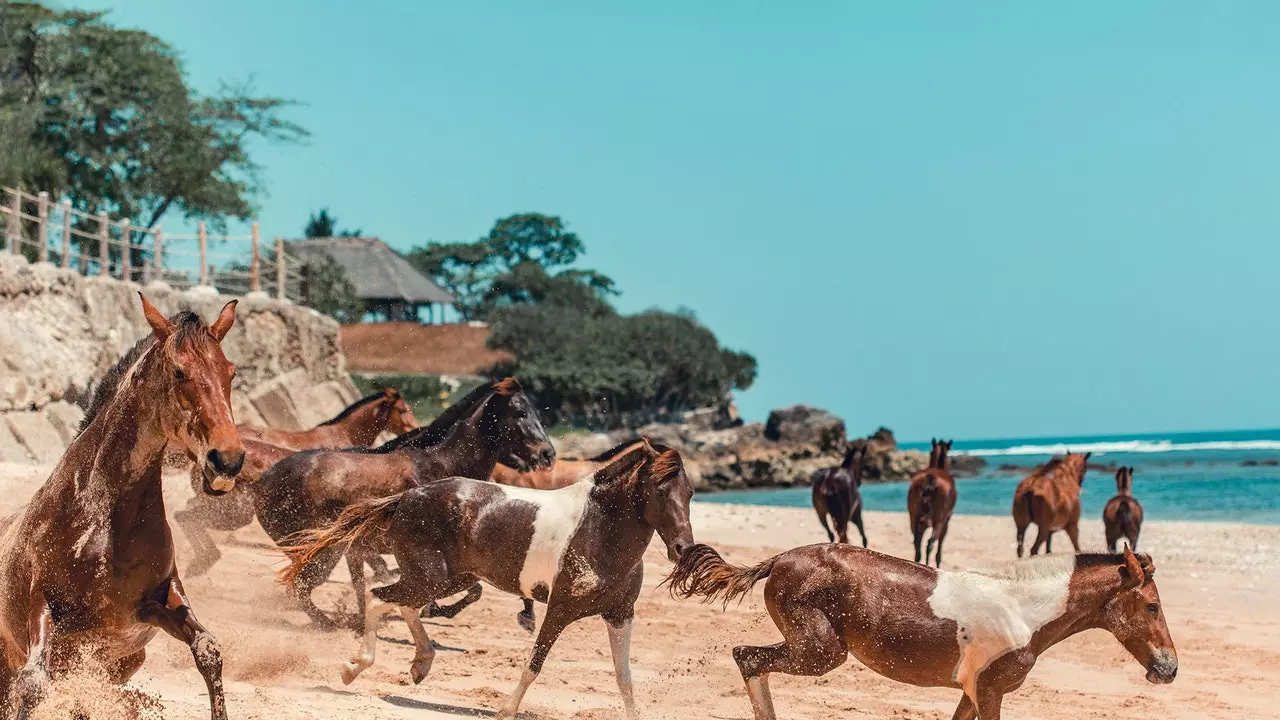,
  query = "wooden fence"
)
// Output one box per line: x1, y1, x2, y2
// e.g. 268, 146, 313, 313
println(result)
0, 186, 306, 301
